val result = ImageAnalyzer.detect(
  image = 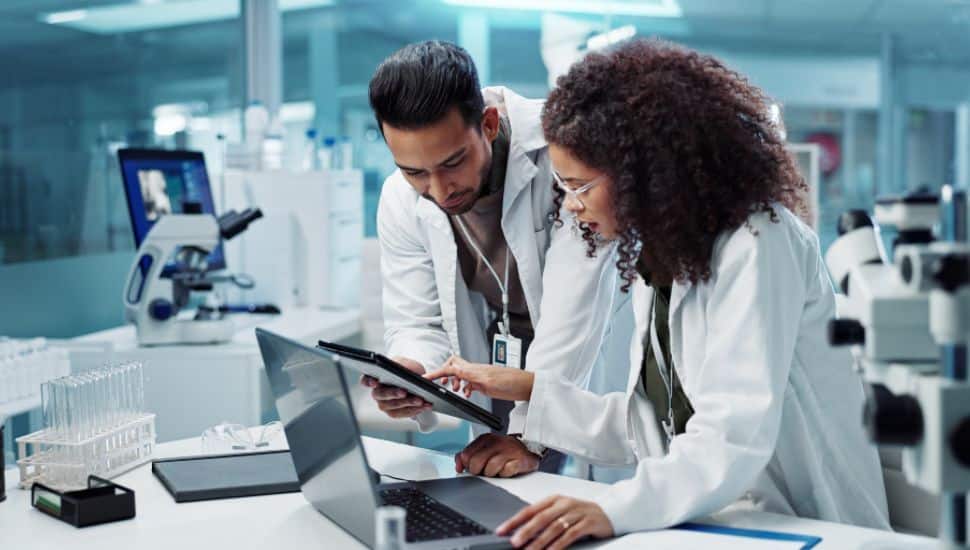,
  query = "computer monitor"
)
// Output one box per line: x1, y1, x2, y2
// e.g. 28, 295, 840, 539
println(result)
118, 148, 225, 272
